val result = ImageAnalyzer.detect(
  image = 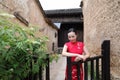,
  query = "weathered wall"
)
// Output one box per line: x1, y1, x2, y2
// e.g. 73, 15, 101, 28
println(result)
82, 0, 120, 79
0, 0, 58, 53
